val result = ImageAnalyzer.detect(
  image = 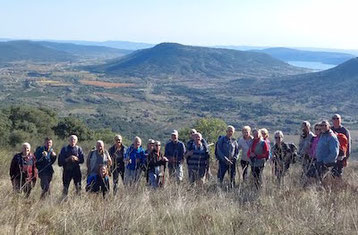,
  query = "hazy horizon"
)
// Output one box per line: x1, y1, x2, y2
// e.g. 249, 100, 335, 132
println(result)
1, 0, 358, 50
